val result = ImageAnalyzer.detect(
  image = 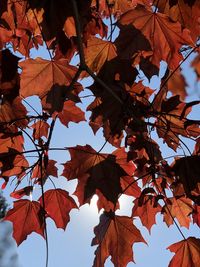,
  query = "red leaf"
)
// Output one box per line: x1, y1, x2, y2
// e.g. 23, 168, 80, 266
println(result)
19, 58, 77, 98
120, 176, 141, 198
39, 189, 77, 230
10, 186, 33, 199
92, 212, 146, 266
55, 100, 85, 127
167, 237, 200, 267
162, 196, 193, 228
83, 37, 117, 76
118, 4, 194, 69
31, 121, 50, 140
62, 145, 134, 205
4, 200, 44, 245
132, 195, 162, 232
